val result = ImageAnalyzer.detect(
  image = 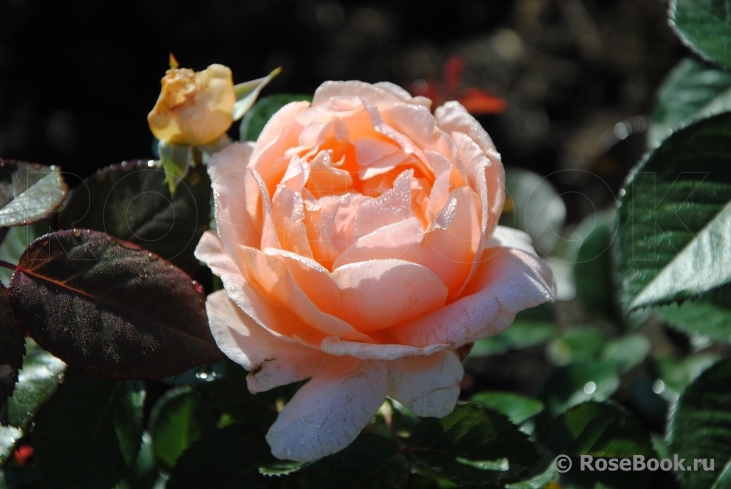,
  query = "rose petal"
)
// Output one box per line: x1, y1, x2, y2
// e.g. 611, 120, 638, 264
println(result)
354, 169, 413, 238
387, 350, 463, 417
313, 81, 404, 109
321, 336, 449, 360
390, 247, 555, 348
484, 226, 538, 258
373, 81, 432, 107
271, 186, 313, 258
205, 290, 326, 393
208, 142, 260, 249
266, 357, 387, 461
